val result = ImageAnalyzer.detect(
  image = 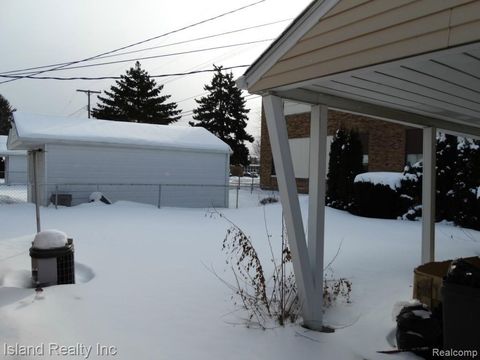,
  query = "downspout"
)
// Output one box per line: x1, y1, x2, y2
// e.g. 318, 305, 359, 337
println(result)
32, 149, 42, 233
